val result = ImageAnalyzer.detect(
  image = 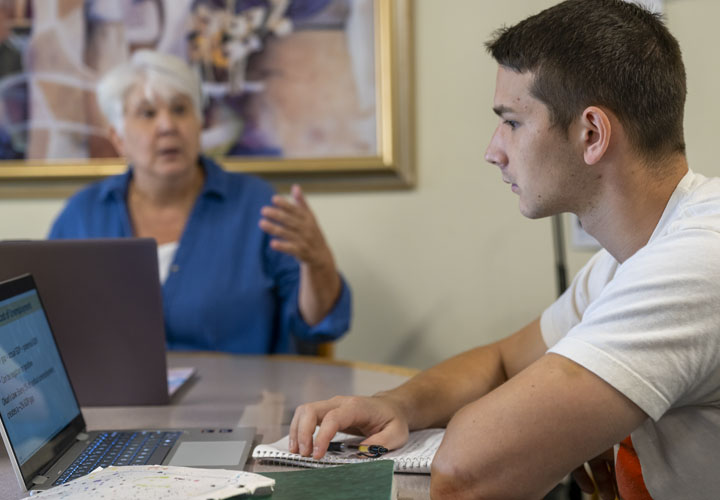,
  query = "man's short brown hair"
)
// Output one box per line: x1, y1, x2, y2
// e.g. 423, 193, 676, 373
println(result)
487, 0, 686, 162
